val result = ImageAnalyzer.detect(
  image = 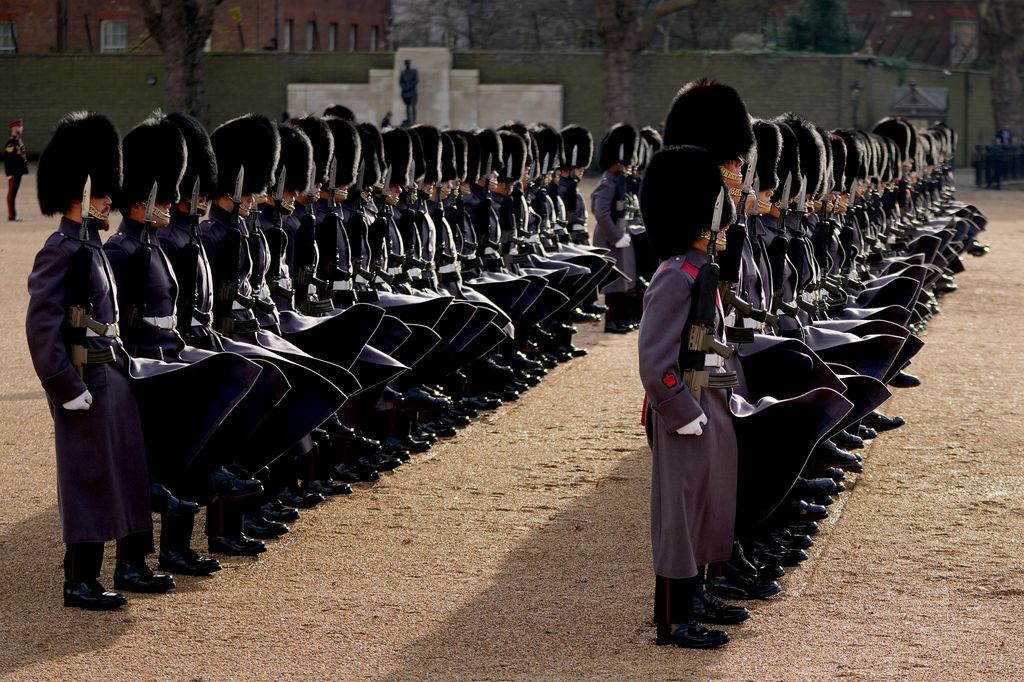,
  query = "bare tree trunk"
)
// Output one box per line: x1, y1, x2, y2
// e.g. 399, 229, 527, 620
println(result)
980, 0, 1024, 136
601, 47, 638, 127
139, 0, 221, 125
